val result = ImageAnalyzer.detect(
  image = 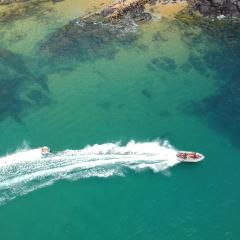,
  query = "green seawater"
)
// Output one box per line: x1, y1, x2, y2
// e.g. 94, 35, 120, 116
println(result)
0, 2, 240, 239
